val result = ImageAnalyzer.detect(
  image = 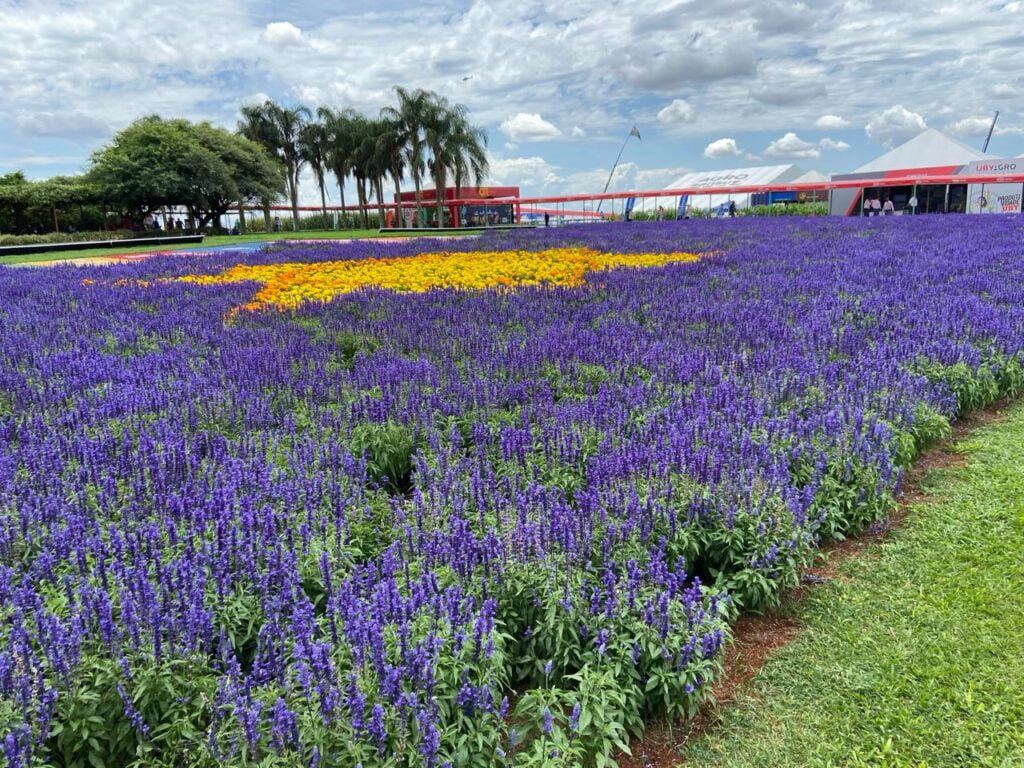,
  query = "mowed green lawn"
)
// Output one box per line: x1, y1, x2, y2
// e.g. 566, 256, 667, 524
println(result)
680, 402, 1024, 767
0, 229, 469, 266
